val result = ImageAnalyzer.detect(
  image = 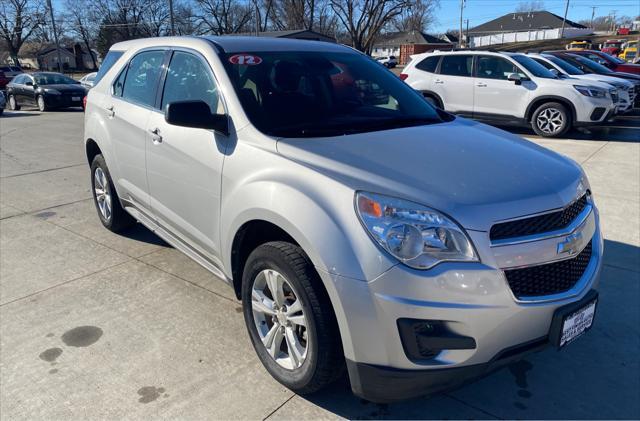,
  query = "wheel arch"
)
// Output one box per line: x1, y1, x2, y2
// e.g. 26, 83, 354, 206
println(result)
525, 96, 576, 123
420, 90, 444, 108
85, 138, 102, 165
